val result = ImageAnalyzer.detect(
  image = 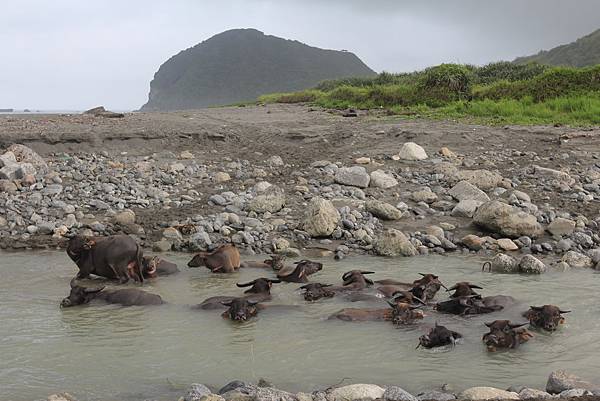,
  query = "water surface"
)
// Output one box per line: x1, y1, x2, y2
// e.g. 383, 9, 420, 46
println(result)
1, 251, 598, 401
